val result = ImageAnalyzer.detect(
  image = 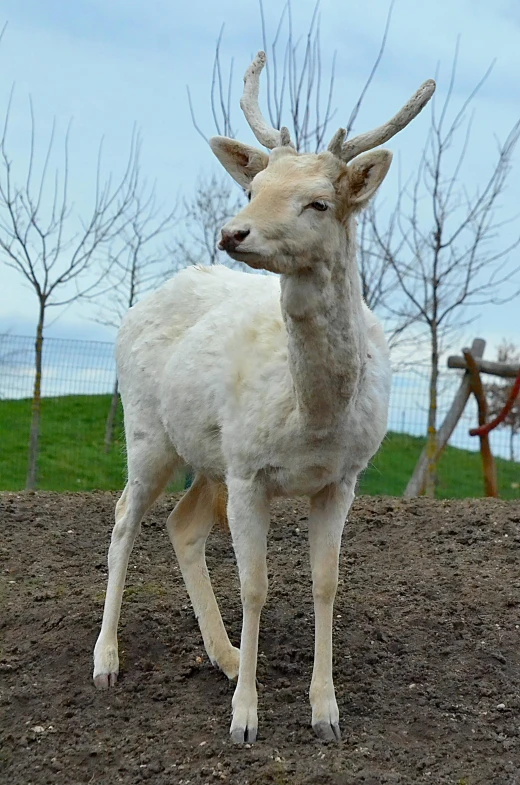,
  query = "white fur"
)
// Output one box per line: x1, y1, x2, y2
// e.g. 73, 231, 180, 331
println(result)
93, 142, 392, 745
